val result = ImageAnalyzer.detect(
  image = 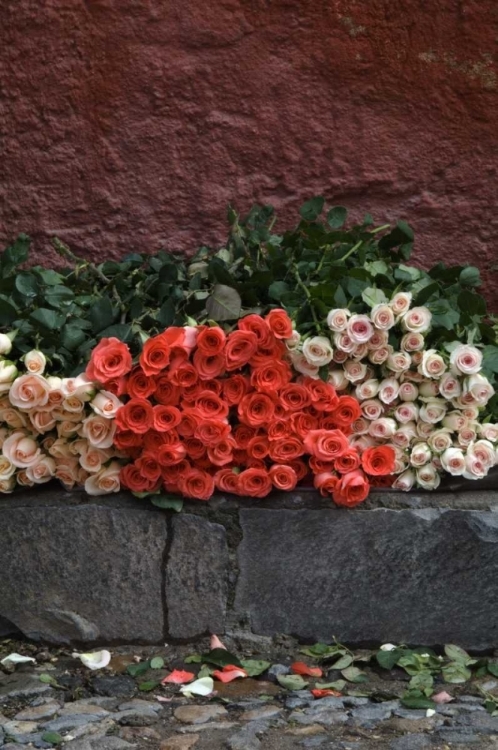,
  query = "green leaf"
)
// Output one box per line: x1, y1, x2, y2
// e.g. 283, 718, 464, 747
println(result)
89, 296, 115, 333
15, 273, 39, 298
0, 297, 18, 325
99, 324, 132, 341
299, 196, 325, 222
409, 672, 434, 693
277, 674, 309, 690
394, 264, 421, 282
268, 281, 290, 301
30, 308, 63, 331
36, 269, 64, 285
361, 287, 387, 308
39, 673, 57, 685
332, 654, 353, 670
487, 661, 498, 677
482, 346, 498, 374
205, 284, 242, 321
201, 648, 243, 668
138, 680, 160, 692
314, 679, 346, 691
61, 325, 86, 352
150, 657, 165, 669
157, 297, 177, 328
379, 222, 414, 250
185, 654, 202, 664
442, 662, 472, 684
126, 661, 150, 677
376, 650, 402, 670
44, 286, 75, 306
457, 290, 486, 317
401, 694, 435, 710
365, 260, 389, 277
41, 732, 63, 745
2, 234, 30, 267
341, 666, 368, 683
151, 495, 183, 512
327, 206, 347, 228
299, 643, 341, 660
459, 266, 481, 287
444, 644, 472, 665
240, 660, 271, 677
198, 665, 214, 678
